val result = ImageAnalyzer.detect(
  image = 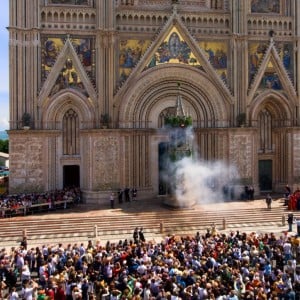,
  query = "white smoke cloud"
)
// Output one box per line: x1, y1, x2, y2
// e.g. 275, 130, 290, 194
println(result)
161, 126, 240, 207
173, 157, 239, 206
